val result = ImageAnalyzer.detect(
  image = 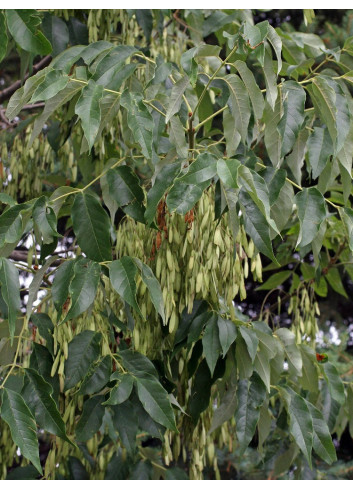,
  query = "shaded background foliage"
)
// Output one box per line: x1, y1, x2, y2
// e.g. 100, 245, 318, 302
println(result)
1, 8, 353, 480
